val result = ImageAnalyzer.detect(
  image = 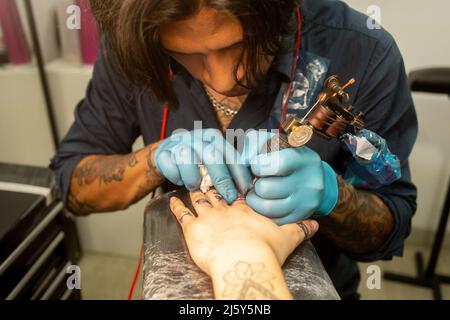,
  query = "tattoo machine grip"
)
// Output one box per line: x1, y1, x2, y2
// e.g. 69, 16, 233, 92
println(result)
246, 134, 293, 194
